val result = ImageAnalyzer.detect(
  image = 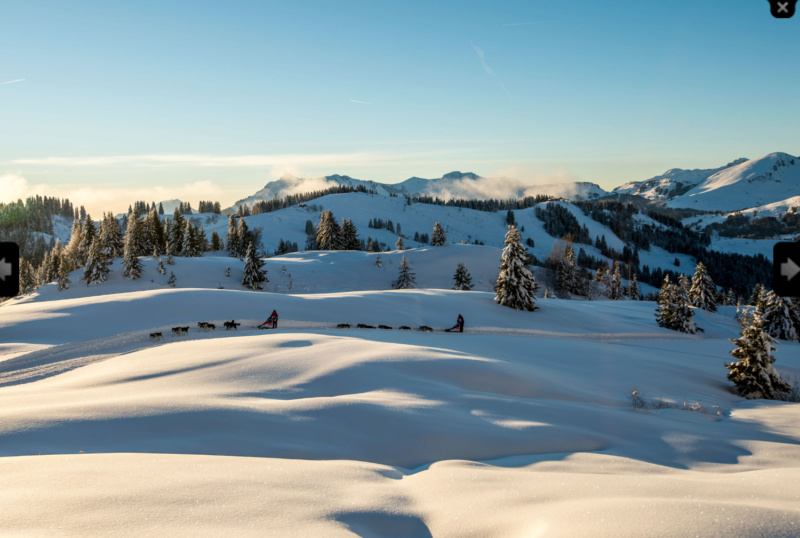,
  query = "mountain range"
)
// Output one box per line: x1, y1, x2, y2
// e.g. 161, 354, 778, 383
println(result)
229, 152, 800, 218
